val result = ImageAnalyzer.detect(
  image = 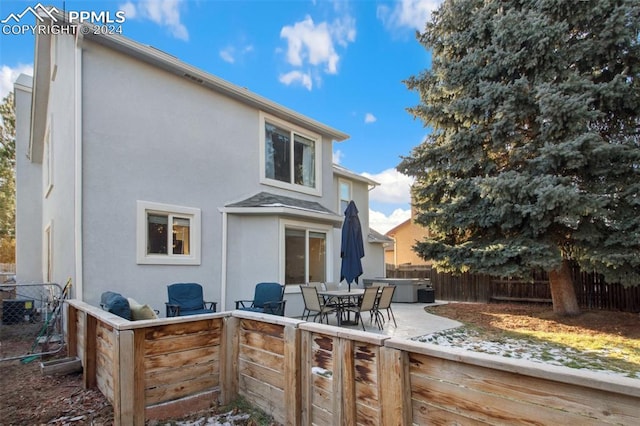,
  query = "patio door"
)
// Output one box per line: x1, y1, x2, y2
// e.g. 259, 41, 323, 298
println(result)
282, 221, 331, 286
